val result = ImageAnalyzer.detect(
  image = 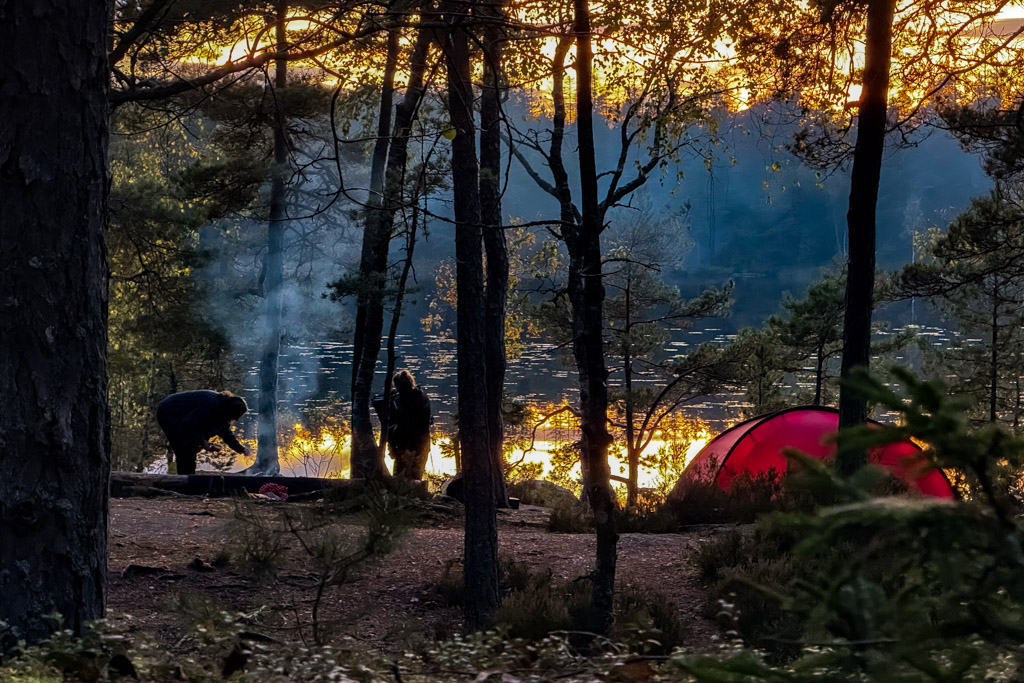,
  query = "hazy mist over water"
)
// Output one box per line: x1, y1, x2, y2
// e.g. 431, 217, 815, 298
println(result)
219, 105, 991, 439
